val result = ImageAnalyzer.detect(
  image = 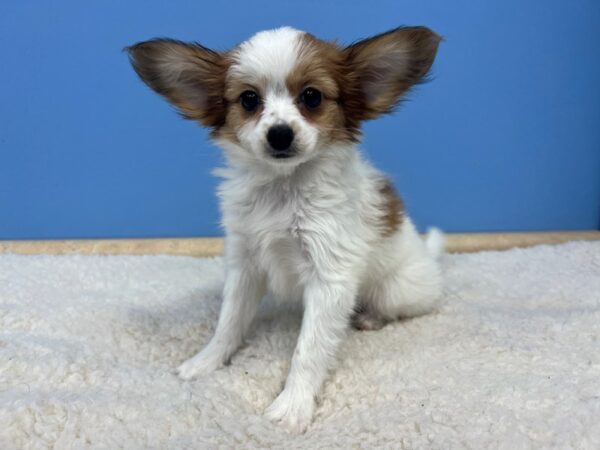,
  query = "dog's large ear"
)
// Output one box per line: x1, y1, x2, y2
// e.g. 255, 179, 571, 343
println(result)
126, 39, 229, 127
344, 27, 441, 121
